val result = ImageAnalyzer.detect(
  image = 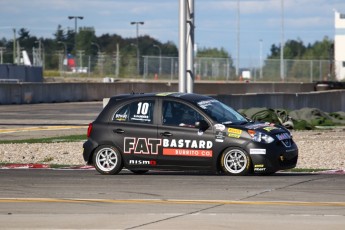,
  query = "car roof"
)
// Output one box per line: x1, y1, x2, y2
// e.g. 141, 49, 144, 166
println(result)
109, 92, 213, 104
